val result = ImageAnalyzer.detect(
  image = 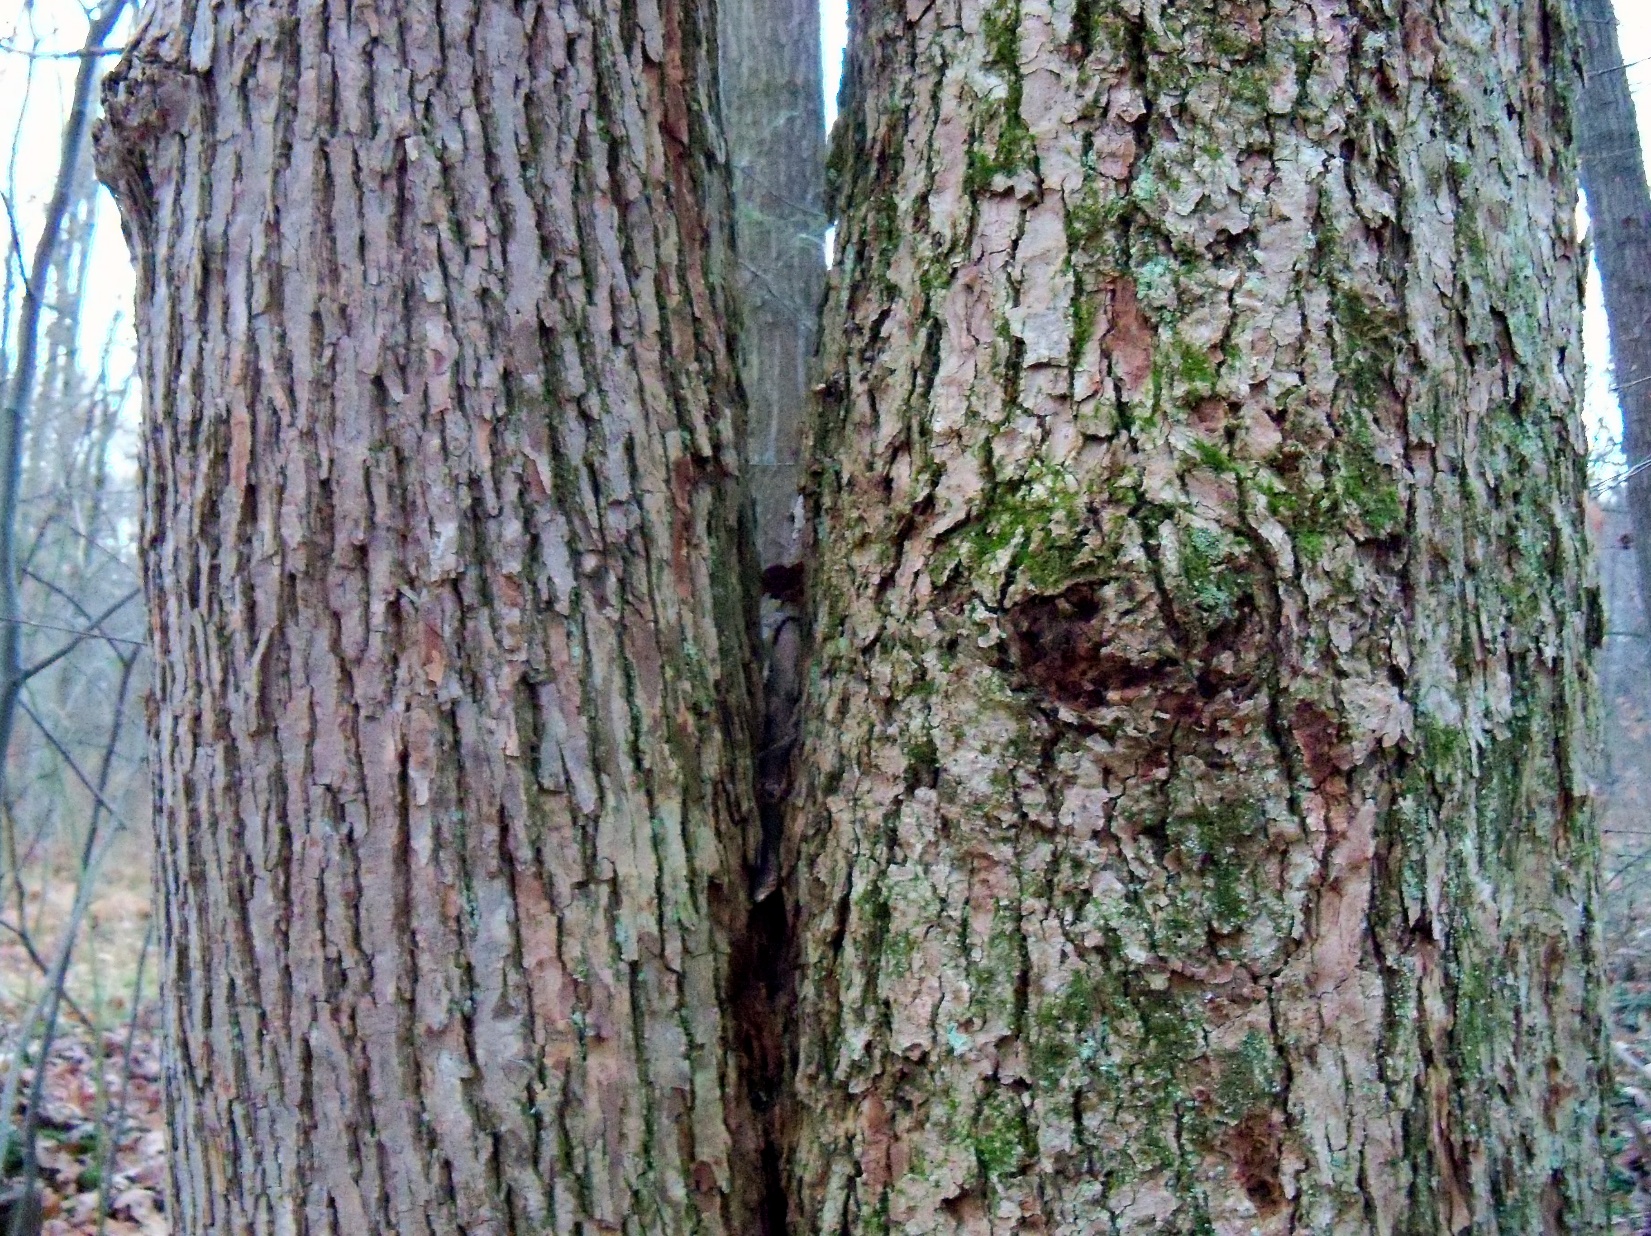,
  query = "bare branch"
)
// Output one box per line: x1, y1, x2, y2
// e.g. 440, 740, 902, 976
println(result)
0, 37, 127, 60
19, 586, 141, 678
0, 0, 132, 887
1, 614, 143, 650
0, 915, 96, 1030
17, 699, 134, 832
